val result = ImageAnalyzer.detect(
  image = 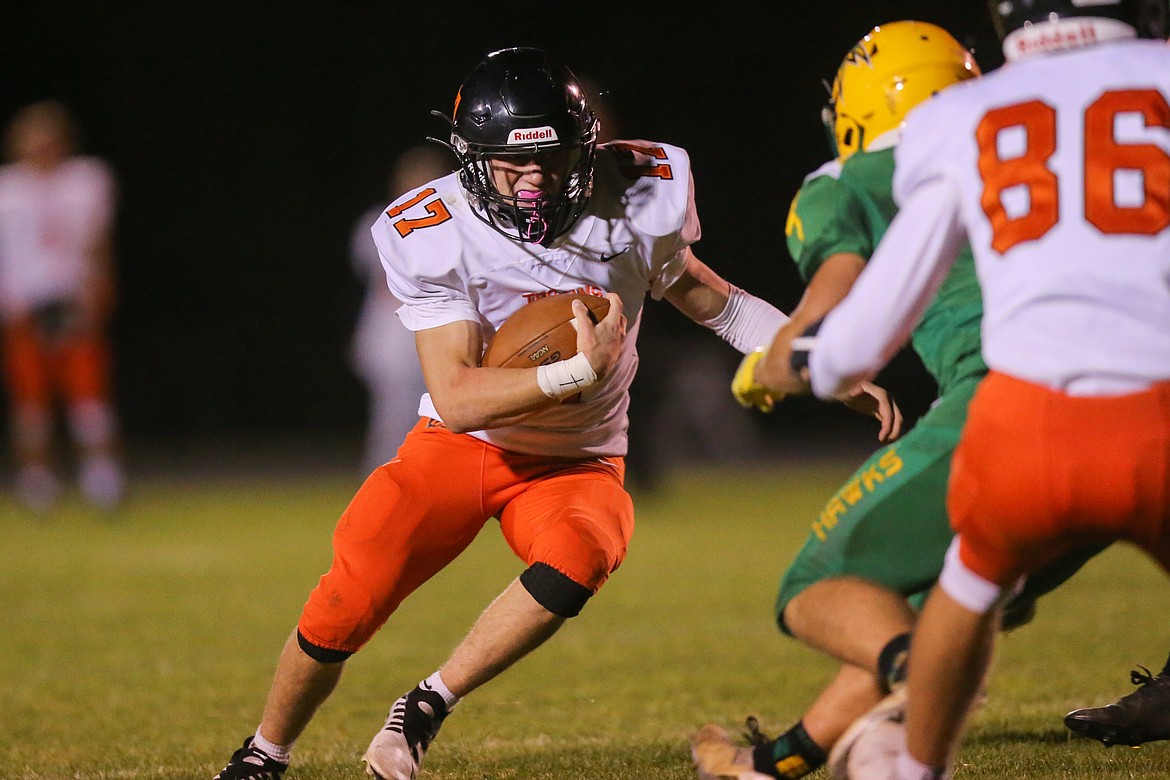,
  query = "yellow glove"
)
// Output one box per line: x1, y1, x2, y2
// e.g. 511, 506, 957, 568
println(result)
731, 348, 780, 412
